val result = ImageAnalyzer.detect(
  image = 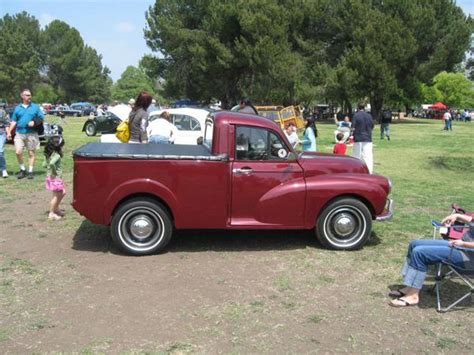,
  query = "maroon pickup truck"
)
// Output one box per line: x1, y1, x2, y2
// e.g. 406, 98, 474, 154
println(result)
73, 111, 393, 255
